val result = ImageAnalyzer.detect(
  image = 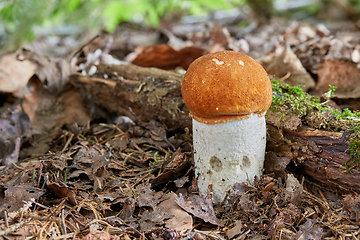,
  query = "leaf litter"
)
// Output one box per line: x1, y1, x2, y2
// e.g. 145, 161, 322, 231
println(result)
1, 10, 360, 240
